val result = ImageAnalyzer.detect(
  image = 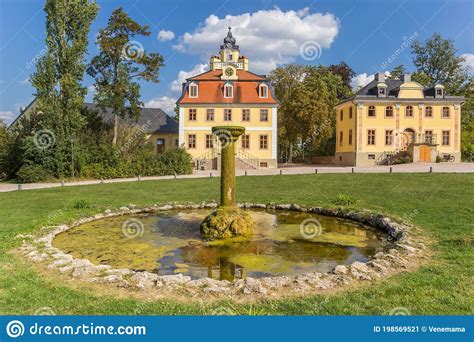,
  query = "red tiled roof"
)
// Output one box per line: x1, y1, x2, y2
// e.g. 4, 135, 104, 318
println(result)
177, 69, 278, 105
188, 70, 267, 81
178, 81, 278, 105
